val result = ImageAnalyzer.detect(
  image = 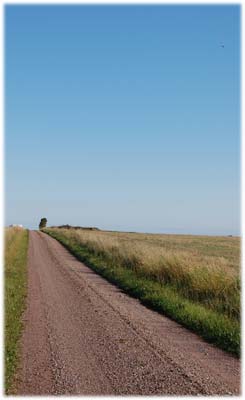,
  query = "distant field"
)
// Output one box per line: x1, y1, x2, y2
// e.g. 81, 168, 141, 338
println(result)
5, 227, 29, 393
45, 227, 240, 355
